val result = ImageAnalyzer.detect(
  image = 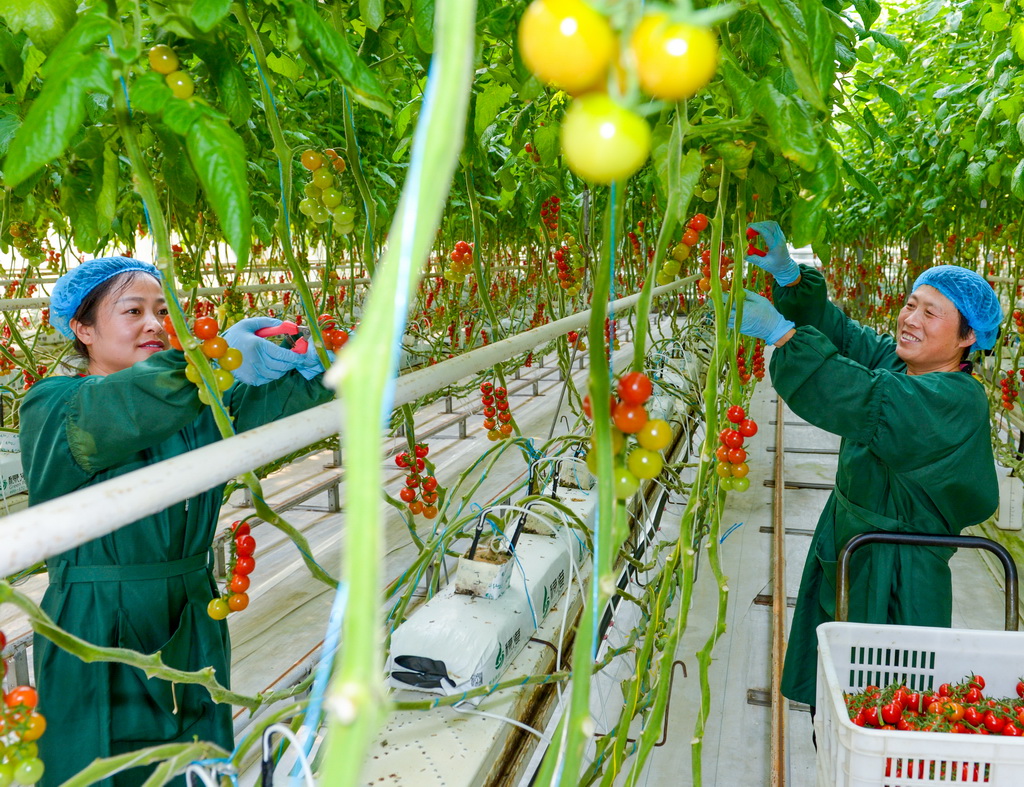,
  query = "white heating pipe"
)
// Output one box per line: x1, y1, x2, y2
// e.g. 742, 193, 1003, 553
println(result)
0, 279, 691, 575
0, 266, 536, 311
